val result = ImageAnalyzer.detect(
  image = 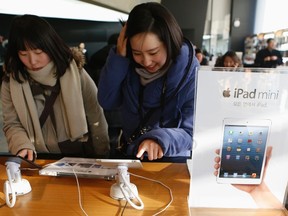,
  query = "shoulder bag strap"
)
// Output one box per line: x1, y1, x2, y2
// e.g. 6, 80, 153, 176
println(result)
39, 80, 61, 128
127, 38, 194, 143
